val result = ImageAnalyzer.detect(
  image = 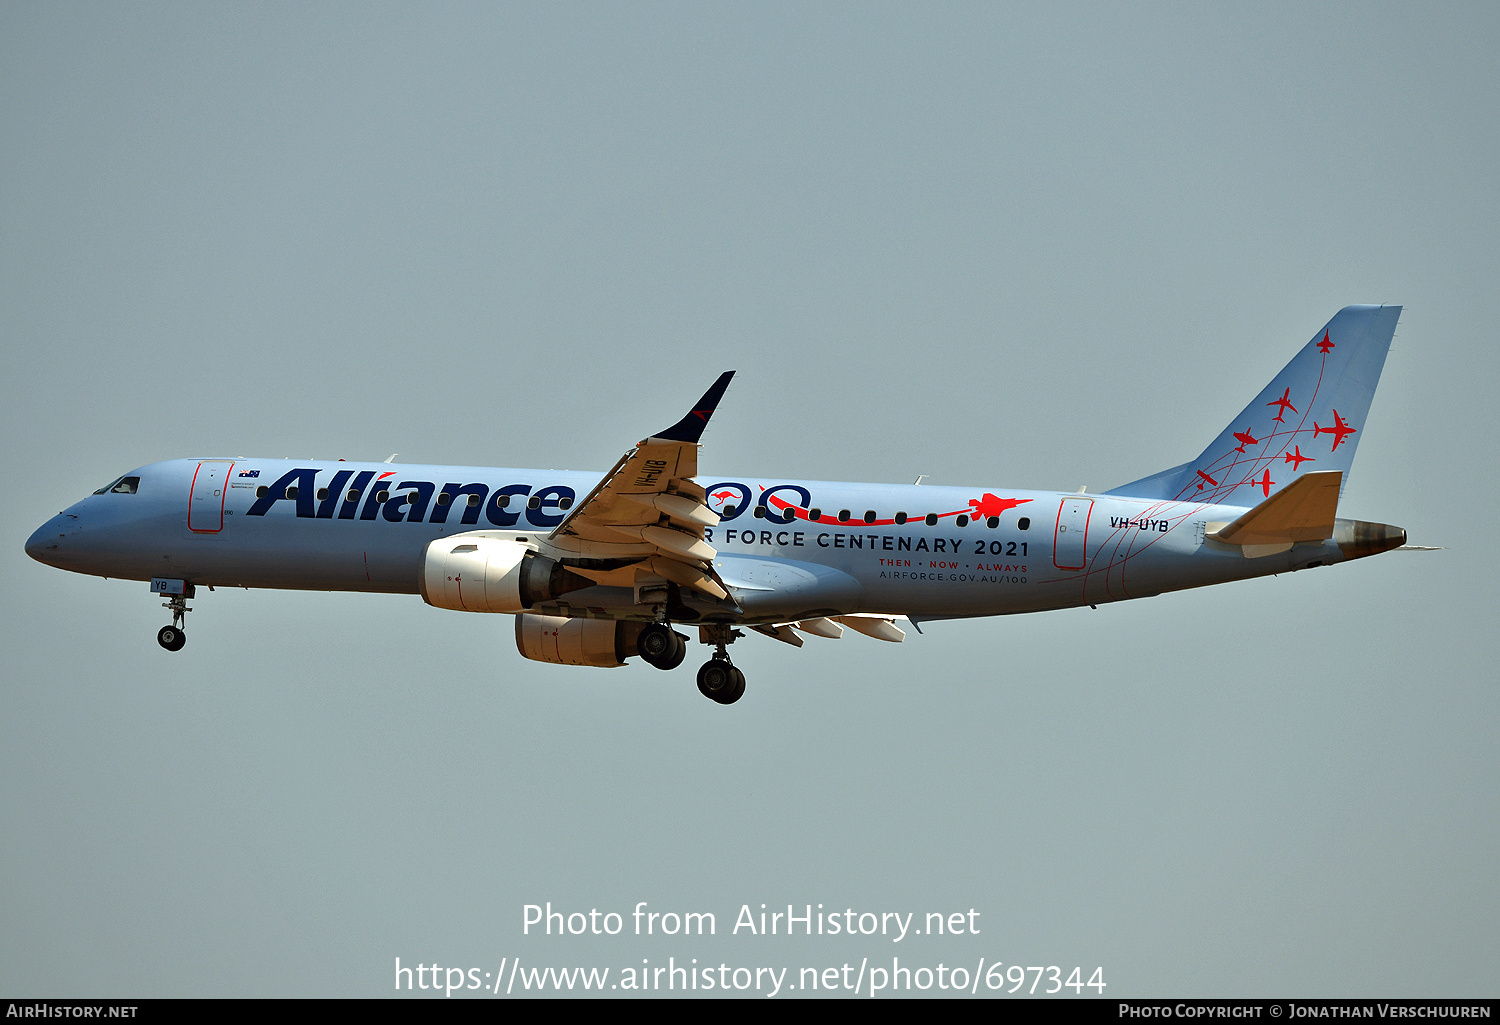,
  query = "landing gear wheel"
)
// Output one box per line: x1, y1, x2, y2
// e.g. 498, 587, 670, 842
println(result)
696, 659, 744, 703
723, 667, 746, 704
659, 631, 688, 670
157, 625, 186, 652
640, 624, 689, 670
639, 623, 679, 669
